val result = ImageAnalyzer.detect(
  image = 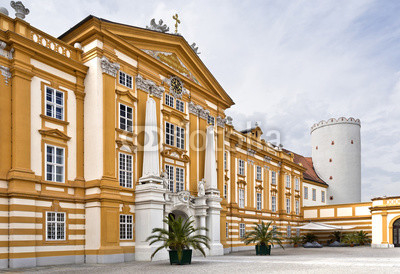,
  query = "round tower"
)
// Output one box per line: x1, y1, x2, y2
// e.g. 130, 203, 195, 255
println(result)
311, 117, 361, 204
